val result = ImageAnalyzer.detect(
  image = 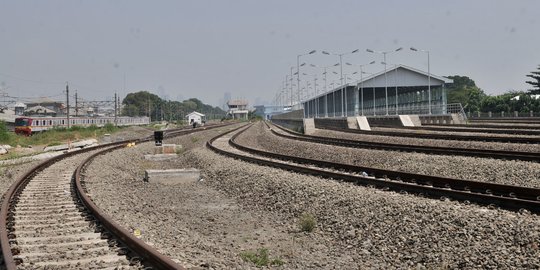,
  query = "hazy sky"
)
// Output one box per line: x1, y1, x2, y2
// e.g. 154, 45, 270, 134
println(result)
1, 0, 539, 107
